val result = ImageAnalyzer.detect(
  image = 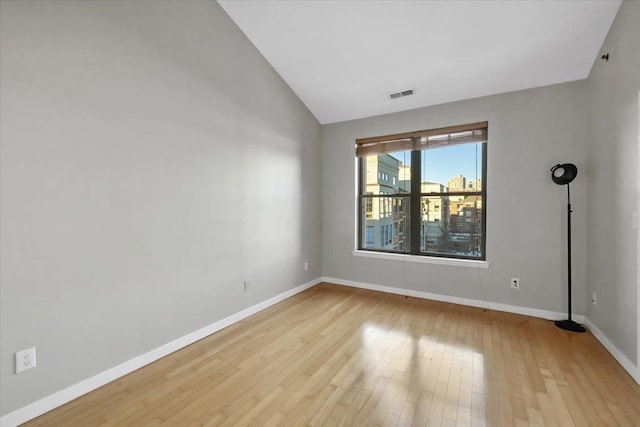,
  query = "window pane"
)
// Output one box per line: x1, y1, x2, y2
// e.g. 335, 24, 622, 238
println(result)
420, 195, 483, 257
420, 195, 449, 252
421, 143, 482, 192
361, 196, 410, 252
363, 152, 411, 195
